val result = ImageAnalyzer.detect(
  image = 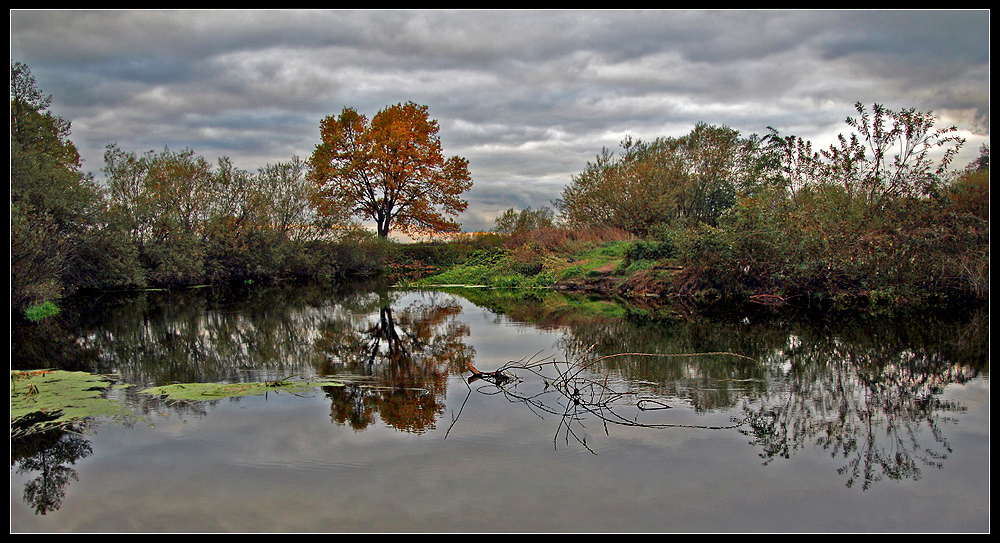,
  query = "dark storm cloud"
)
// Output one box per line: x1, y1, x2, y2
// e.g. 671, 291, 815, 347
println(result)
10, 10, 990, 233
